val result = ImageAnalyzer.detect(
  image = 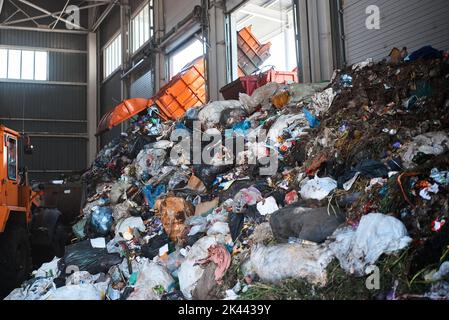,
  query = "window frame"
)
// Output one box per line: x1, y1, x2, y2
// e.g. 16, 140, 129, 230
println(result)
168, 36, 205, 78
102, 32, 122, 81
7, 136, 18, 181
130, 0, 154, 55
0, 47, 48, 82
